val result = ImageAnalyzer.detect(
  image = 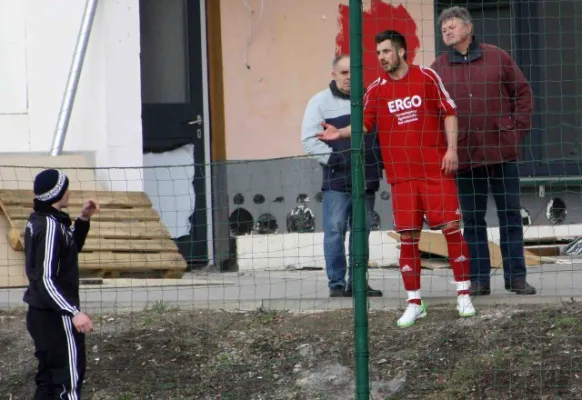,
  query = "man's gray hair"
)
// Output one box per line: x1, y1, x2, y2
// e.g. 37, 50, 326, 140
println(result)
438, 6, 472, 27
332, 54, 349, 69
